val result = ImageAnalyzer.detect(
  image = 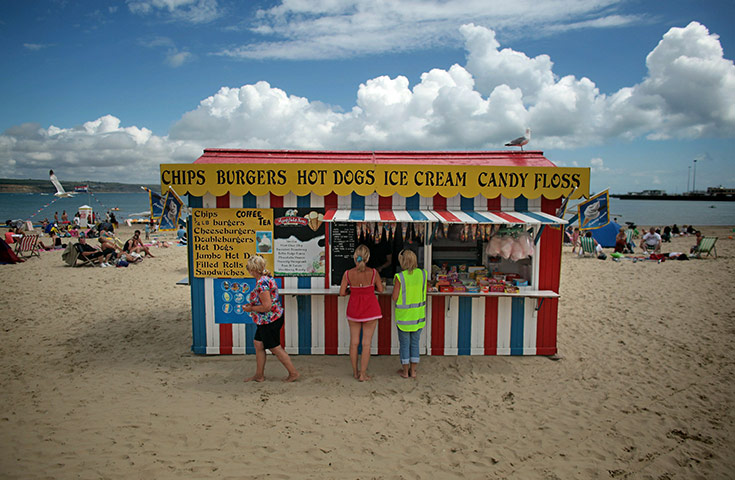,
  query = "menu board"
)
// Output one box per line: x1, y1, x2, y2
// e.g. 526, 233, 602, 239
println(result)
273, 208, 325, 276
191, 208, 274, 278
330, 222, 357, 286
